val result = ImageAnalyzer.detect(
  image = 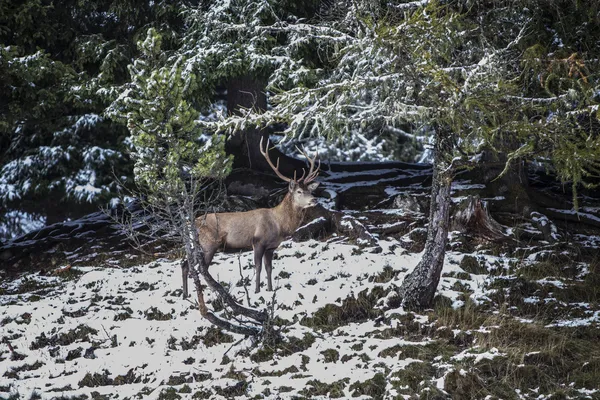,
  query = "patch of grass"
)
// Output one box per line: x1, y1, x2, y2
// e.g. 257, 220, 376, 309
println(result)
224, 366, 247, 381
192, 372, 211, 382
460, 255, 486, 274
370, 265, 398, 283
157, 387, 181, 400
480, 320, 600, 389
349, 372, 386, 399
254, 365, 299, 377
78, 371, 113, 387
10, 276, 54, 295
214, 381, 248, 398
450, 281, 473, 294
166, 374, 188, 386
277, 271, 291, 279
300, 354, 310, 371
78, 368, 140, 387
250, 332, 316, 363
369, 313, 425, 340
113, 307, 133, 321
3, 361, 44, 379
299, 378, 349, 398
192, 388, 213, 399
442, 319, 600, 398
430, 297, 488, 331
179, 385, 192, 394
1, 313, 32, 326
444, 368, 489, 399
65, 347, 83, 361
321, 348, 339, 363
90, 392, 109, 400
301, 287, 388, 332
133, 281, 158, 292
377, 344, 403, 358
391, 361, 436, 394
443, 271, 471, 280
144, 307, 173, 321
134, 386, 153, 399
201, 327, 234, 347
30, 325, 98, 350
179, 332, 203, 350
47, 385, 73, 392
350, 342, 364, 351
401, 341, 457, 362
